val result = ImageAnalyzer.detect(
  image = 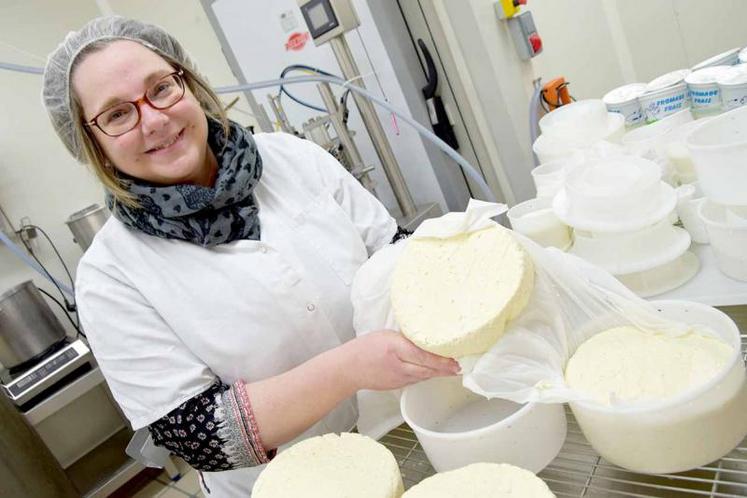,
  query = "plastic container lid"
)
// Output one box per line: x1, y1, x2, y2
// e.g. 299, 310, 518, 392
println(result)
717, 64, 747, 86
554, 157, 678, 233
685, 65, 733, 85
603, 83, 648, 105
539, 100, 624, 142
646, 69, 692, 92
692, 47, 741, 71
